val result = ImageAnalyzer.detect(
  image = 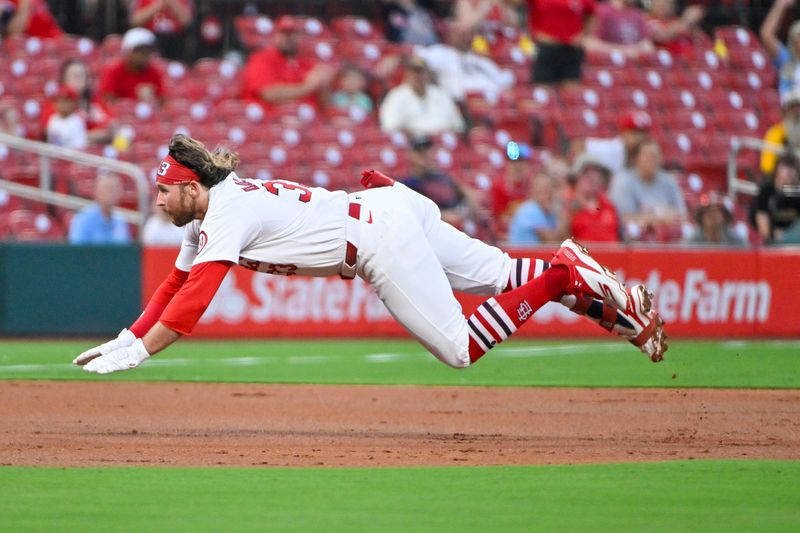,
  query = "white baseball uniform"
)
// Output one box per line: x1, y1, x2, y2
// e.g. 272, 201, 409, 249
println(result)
174, 173, 518, 368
